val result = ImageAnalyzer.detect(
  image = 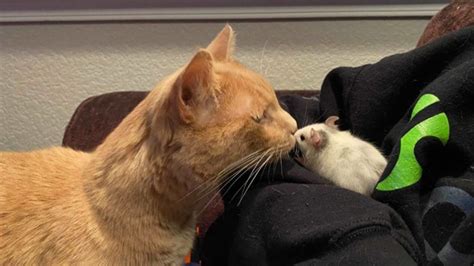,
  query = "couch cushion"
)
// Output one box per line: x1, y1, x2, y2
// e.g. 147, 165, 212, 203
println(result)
63, 91, 149, 151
